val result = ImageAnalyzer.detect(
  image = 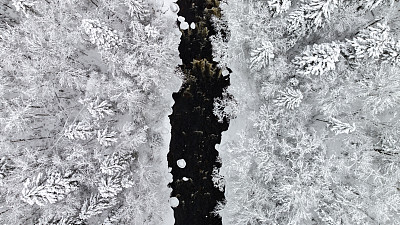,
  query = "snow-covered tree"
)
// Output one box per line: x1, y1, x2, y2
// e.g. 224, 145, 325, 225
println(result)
211, 166, 225, 192
286, 0, 340, 36
97, 151, 135, 198
11, 0, 35, 17
292, 42, 341, 77
100, 152, 133, 176
80, 97, 115, 120
382, 39, 400, 63
0, 157, 13, 183
250, 40, 275, 71
268, 0, 292, 15
21, 171, 78, 206
363, 0, 396, 9
348, 23, 390, 58
303, 0, 340, 28
79, 193, 117, 220
97, 128, 118, 147
124, 0, 148, 18
213, 90, 238, 123
347, 23, 400, 63
356, 64, 400, 114
274, 87, 304, 109
81, 19, 122, 51
37, 216, 79, 225
286, 9, 307, 36
64, 121, 93, 140
98, 175, 122, 198
329, 117, 356, 134
210, 15, 229, 68
0, 99, 32, 133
